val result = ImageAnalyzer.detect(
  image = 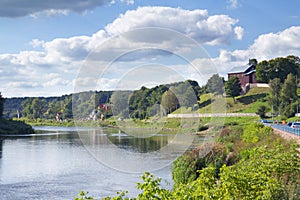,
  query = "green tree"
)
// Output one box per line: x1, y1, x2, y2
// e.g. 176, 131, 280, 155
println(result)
161, 89, 179, 114
281, 73, 297, 118
225, 76, 241, 102
268, 78, 282, 117
256, 105, 269, 118
0, 92, 4, 118
256, 56, 299, 83
63, 97, 73, 119
110, 91, 131, 118
249, 58, 258, 66
46, 100, 62, 119
206, 74, 224, 95
21, 98, 34, 119
32, 98, 47, 119
182, 86, 198, 109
